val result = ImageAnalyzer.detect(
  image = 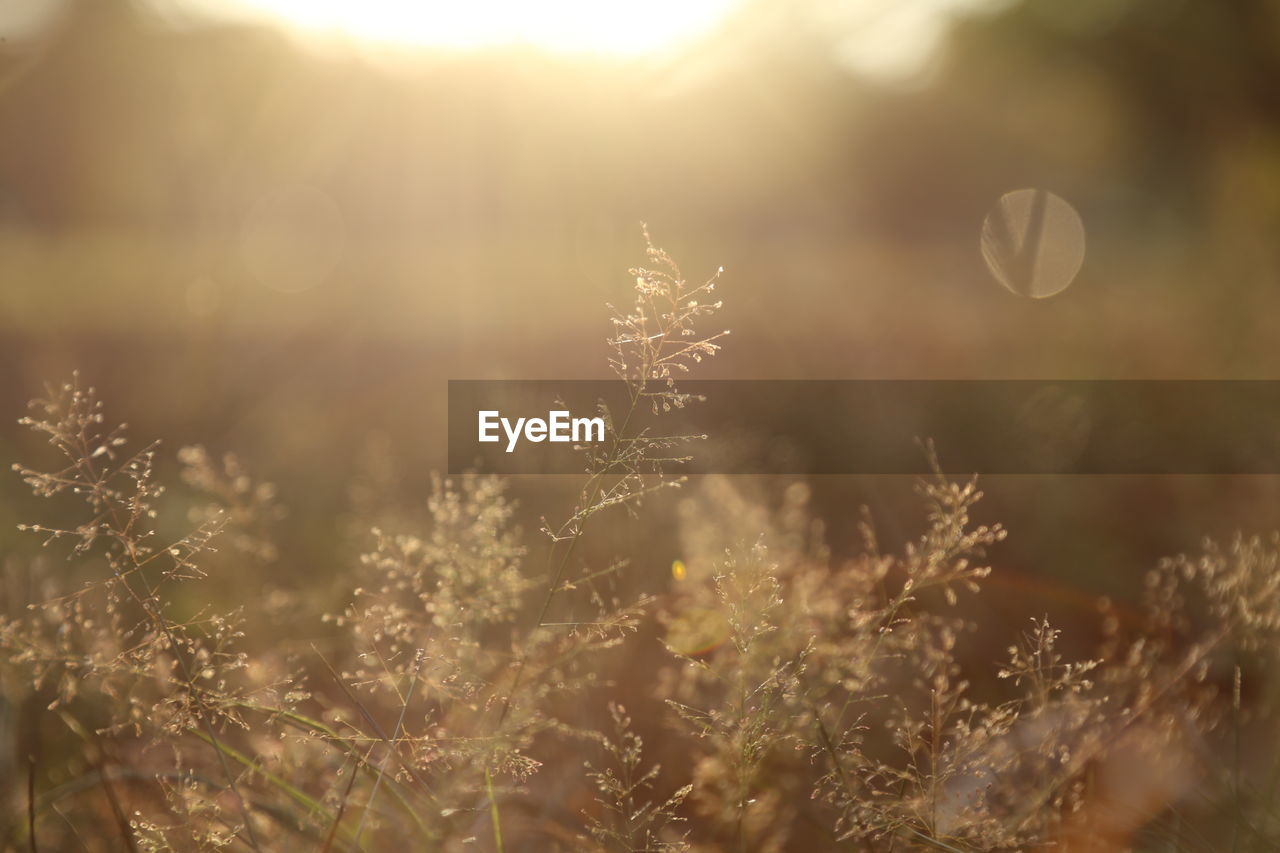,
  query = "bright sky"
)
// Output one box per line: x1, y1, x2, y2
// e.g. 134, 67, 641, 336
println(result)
207, 0, 741, 55
200, 0, 1011, 84
0, 0, 1007, 82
